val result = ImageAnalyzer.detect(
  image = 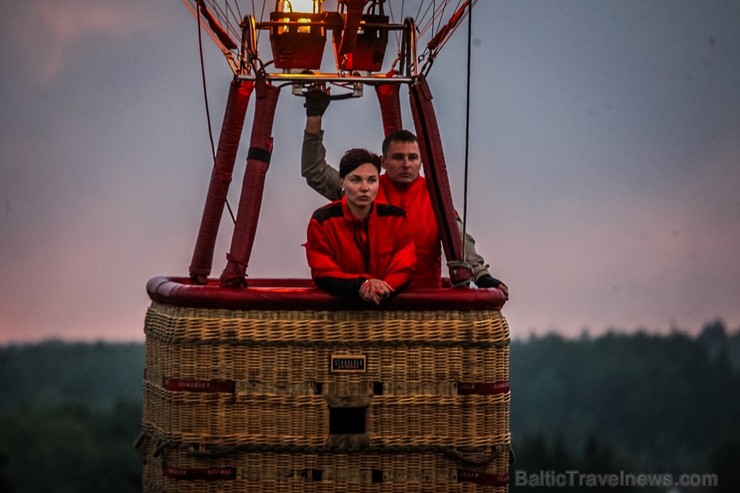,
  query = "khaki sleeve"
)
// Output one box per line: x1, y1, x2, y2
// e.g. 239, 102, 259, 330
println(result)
301, 130, 342, 201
